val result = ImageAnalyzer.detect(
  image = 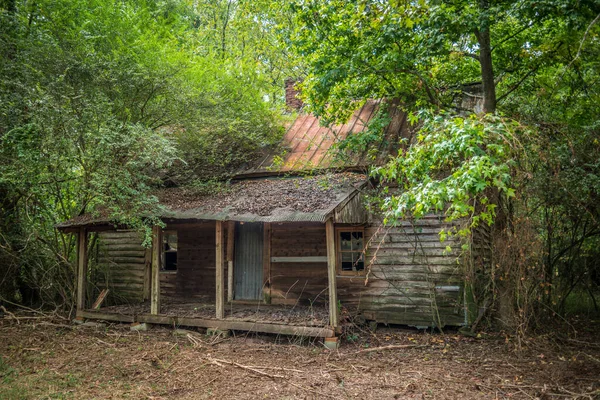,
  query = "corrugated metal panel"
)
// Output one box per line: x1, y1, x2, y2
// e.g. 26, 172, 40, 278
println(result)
234, 222, 263, 300
234, 99, 409, 178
